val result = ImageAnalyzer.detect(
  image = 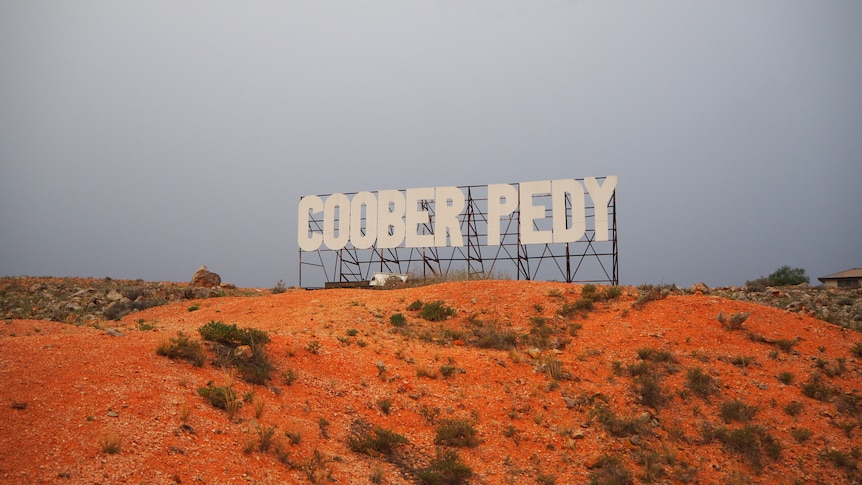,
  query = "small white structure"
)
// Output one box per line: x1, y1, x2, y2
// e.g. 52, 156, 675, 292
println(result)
369, 273, 408, 287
